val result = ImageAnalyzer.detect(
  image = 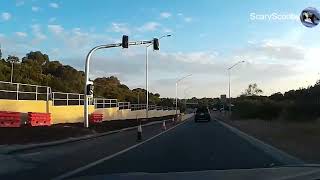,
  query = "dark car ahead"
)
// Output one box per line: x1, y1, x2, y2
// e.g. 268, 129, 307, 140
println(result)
195, 107, 211, 122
